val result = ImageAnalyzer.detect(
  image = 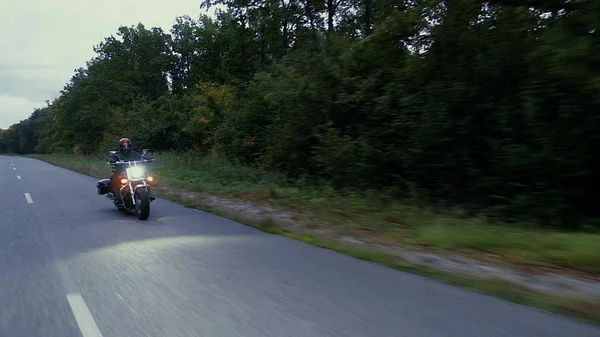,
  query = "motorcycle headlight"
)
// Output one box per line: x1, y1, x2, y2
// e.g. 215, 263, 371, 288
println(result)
127, 167, 145, 179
